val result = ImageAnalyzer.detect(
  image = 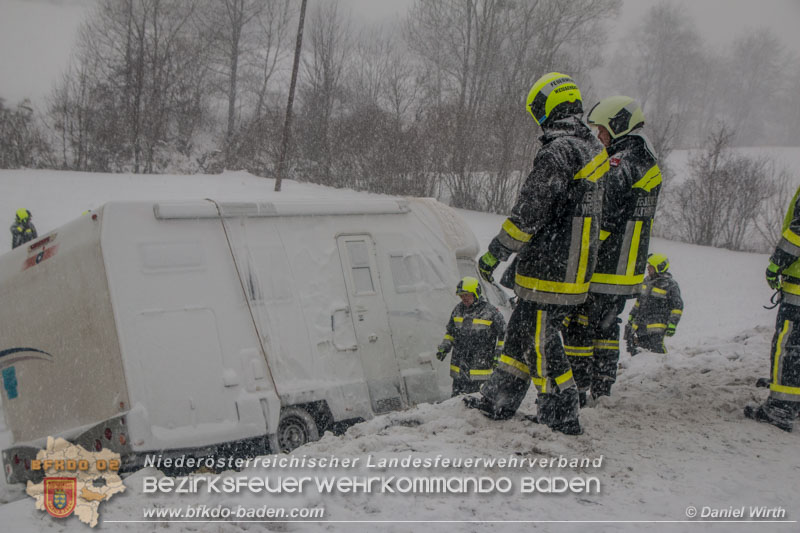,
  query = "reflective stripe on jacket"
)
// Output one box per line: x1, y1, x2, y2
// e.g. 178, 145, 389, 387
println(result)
590, 133, 661, 296
440, 298, 506, 381
488, 115, 608, 306
630, 272, 683, 336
